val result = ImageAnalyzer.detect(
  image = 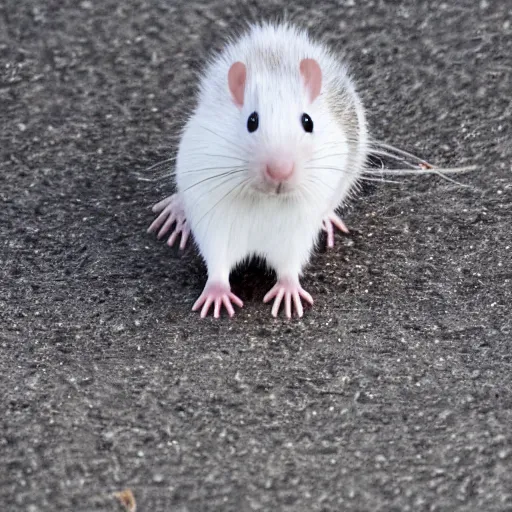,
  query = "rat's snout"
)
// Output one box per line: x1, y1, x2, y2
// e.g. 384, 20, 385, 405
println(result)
264, 158, 295, 183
